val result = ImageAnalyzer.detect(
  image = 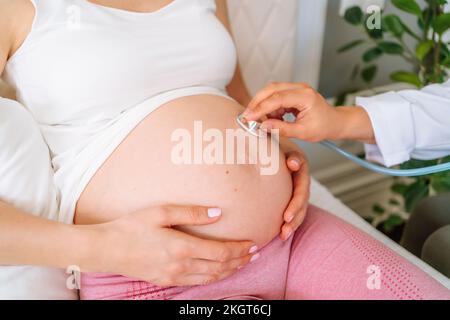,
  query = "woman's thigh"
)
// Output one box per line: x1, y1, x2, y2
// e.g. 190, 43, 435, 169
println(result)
285, 206, 450, 300
173, 233, 293, 300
